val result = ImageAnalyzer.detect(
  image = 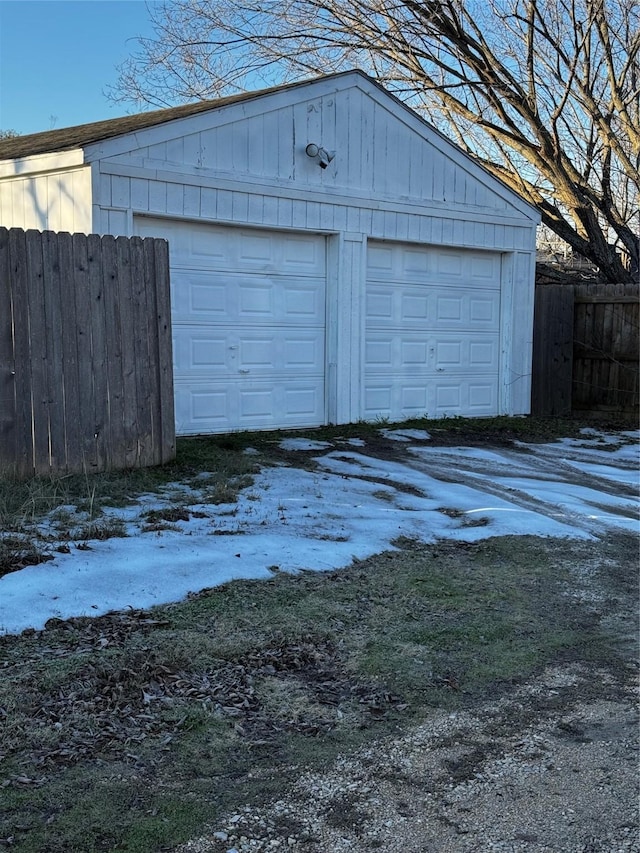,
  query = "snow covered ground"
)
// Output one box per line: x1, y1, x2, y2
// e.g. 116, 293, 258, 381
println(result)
1, 428, 637, 635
